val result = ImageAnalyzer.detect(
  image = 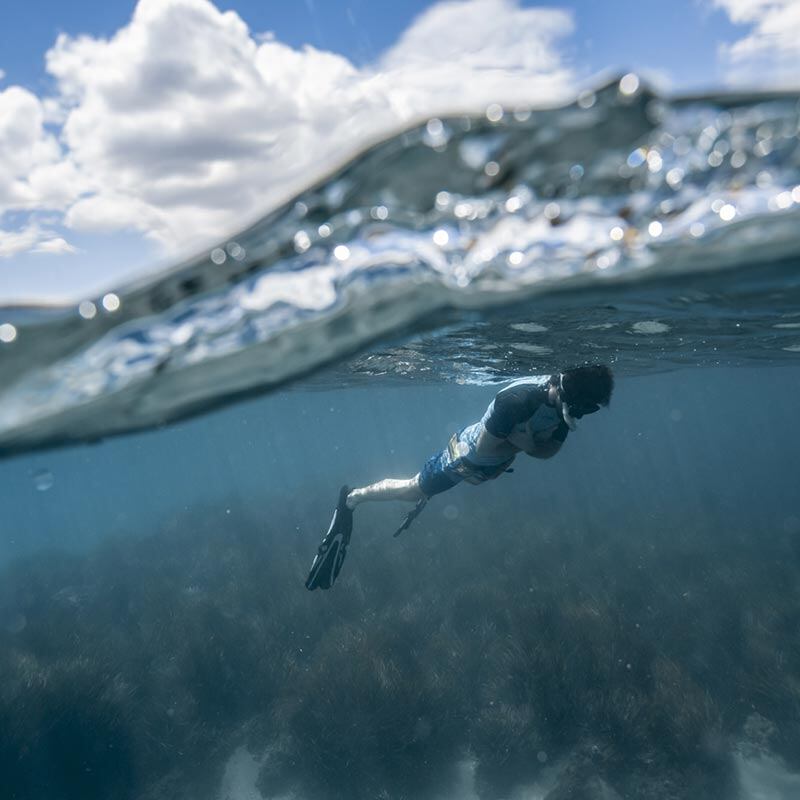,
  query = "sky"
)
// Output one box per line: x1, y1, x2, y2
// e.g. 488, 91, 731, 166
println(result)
0, 0, 798, 302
